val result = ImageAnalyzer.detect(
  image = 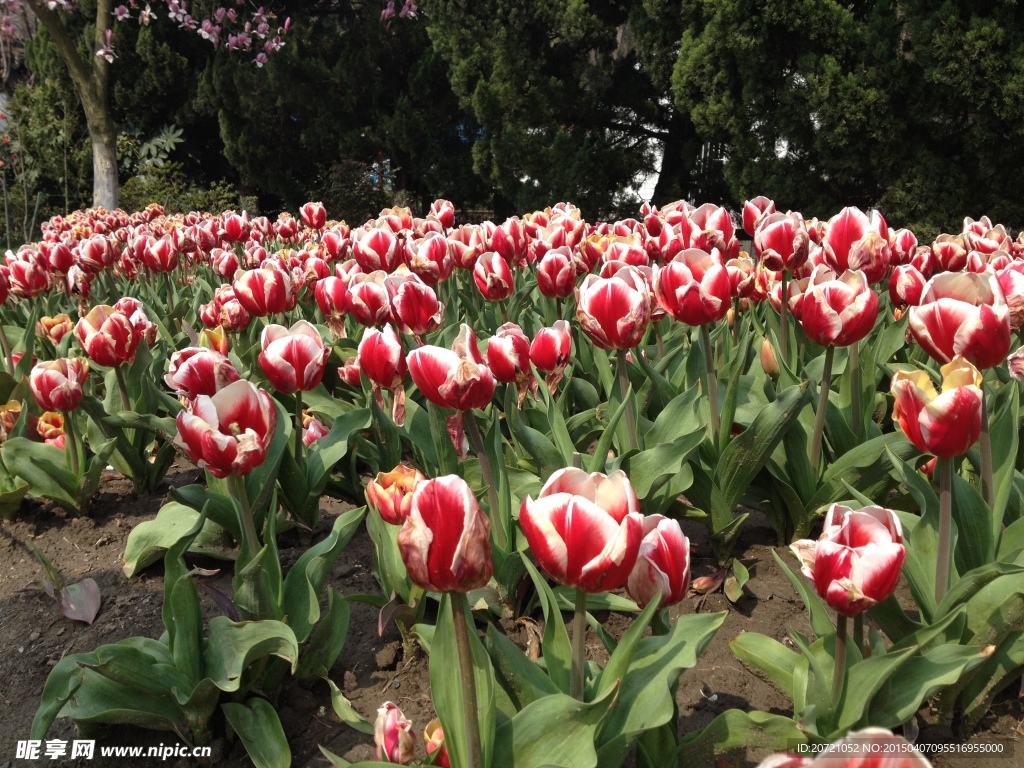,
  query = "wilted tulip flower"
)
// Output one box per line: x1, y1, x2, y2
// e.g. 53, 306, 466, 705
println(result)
473, 251, 515, 302
576, 265, 653, 350
519, 467, 643, 593
908, 271, 1011, 370
799, 267, 879, 348
258, 320, 329, 394
74, 305, 140, 367
233, 267, 294, 317
366, 463, 425, 525
891, 356, 983, 458
423, 720, 451, 768
653, 248, 732, 326
174, 379, 277, 478
407, 323, 496, 411
300, 201, 327, 231
822, 207, 890, 284
742, 196, 776, 237
397, 475, 493, 592
29, 358, 89, 413
374, 701, 415, 765
626, 515, 691, 610
164, 347, 240, 400
37, 314, 74, 345
790, 504, 904, 617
